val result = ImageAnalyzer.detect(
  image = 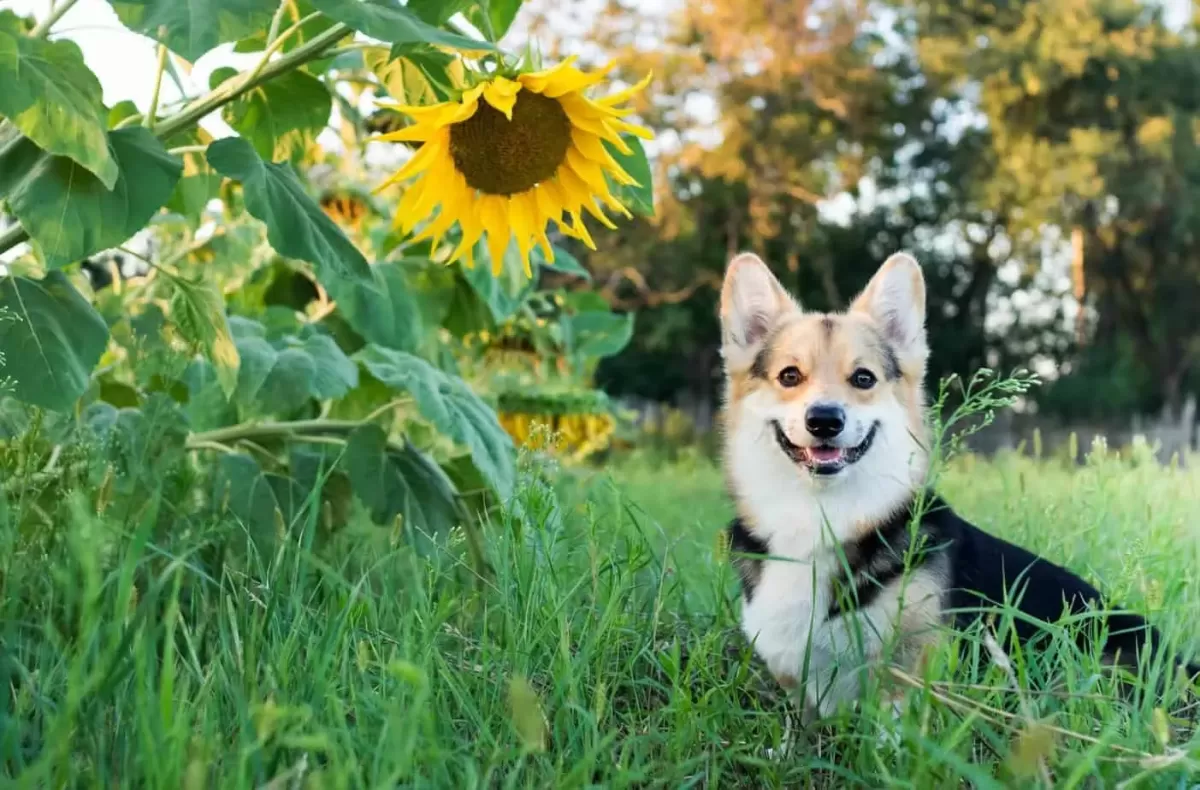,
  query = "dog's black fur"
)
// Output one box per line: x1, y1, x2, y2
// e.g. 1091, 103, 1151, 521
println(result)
728, 493, 1199, 681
